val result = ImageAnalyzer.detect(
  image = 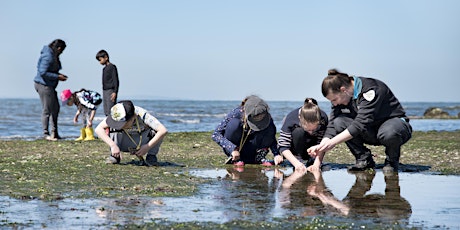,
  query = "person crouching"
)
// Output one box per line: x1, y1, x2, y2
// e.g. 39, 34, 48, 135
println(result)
95, 100, 168, 166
